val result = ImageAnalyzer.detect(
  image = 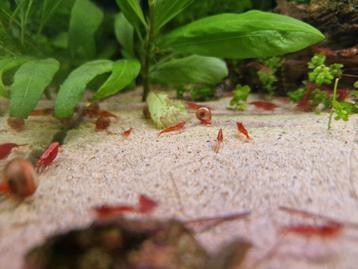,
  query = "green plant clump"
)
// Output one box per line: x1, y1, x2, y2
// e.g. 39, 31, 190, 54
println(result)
288, 53, 357, 127
308, 54, 343, 86
288, 54, 343, 110
257, 57, 282, 95
353, 81, 358, 98
1, 0, 325, 126
328, 79, 358, 129
190, 86, 215, 102
229, 84, 251, 111
287, 87, 305, 102
354, 81, 358, 89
